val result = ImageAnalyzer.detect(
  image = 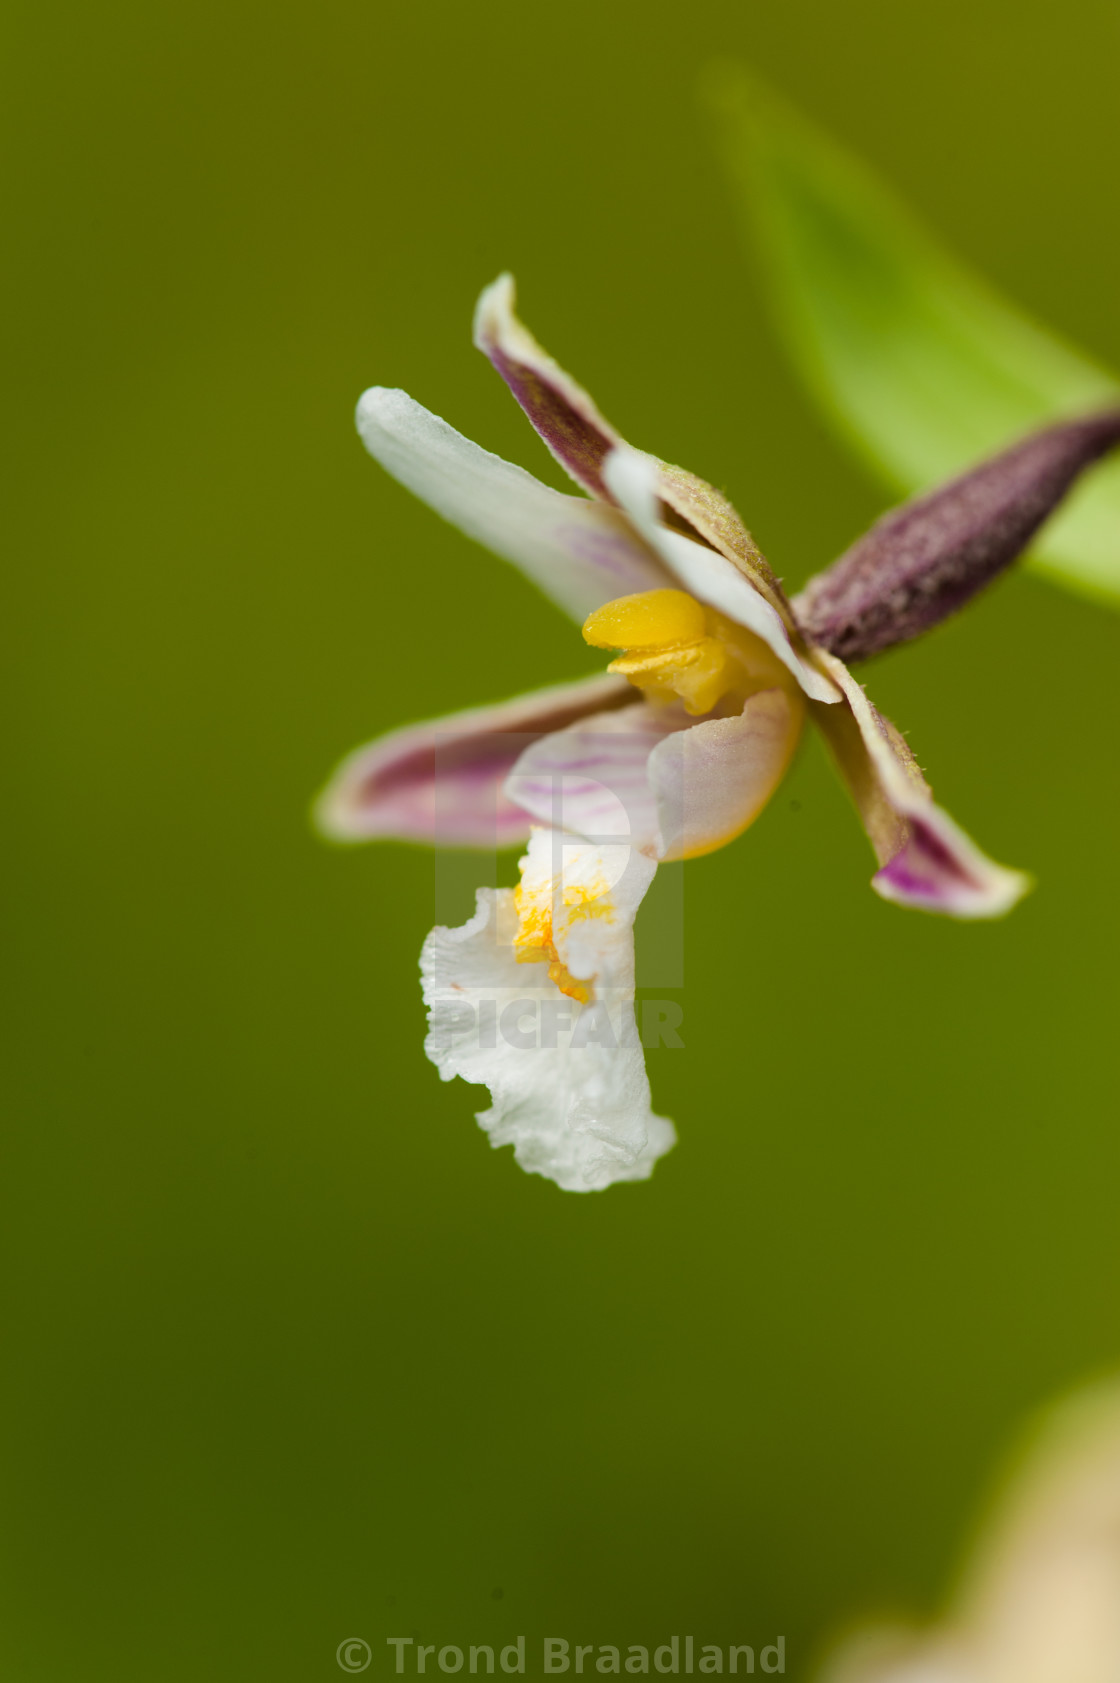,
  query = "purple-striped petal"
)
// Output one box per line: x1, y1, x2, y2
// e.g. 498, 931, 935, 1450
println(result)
315, 673, 633, 848
355, 388, 672, 622
811, 652, 1030, 918
505, 703, 682, 854
506, 688, 805, 864
649, 689, 805, 861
